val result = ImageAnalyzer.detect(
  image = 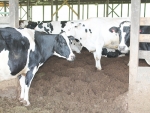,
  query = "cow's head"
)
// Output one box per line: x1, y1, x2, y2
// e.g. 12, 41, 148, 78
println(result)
109, 21, 131, 53
53, 32, 75, 61
118, 21, 130, 52
34, 21, 53, 34
26, 21, 38, 29
19, 20, 29, 28
70, 39, 83, 53
64, 22, 87, 41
